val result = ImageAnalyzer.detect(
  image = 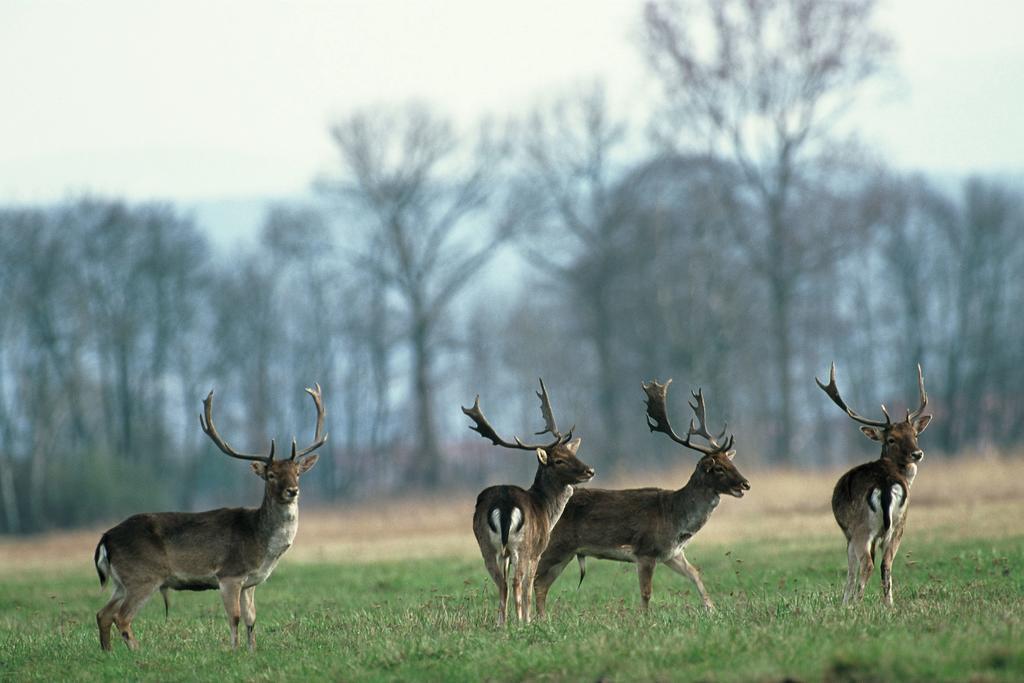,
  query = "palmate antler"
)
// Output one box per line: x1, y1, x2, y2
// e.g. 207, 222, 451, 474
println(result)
200, 384, 328, 463
642, 379, 734, 456
815, 362, 928, 427
462, 378, 574, 452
